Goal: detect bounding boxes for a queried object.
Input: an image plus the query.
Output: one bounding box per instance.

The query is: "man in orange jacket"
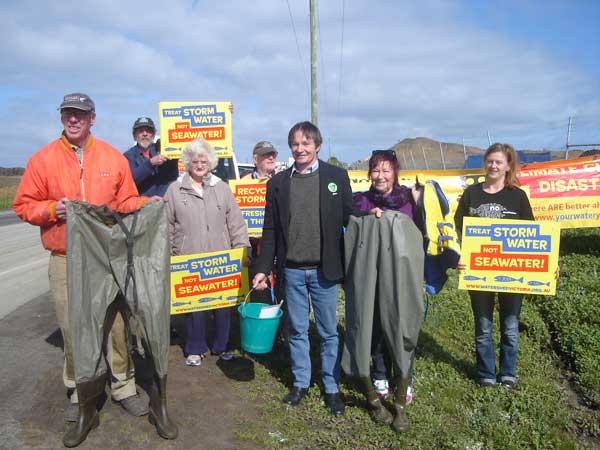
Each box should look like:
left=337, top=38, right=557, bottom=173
left=13, top=93, right=160, bottom=424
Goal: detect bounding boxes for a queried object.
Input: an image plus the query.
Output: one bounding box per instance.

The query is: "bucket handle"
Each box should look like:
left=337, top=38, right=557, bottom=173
left=239, top=286, right=280, bottom=318
left=239, top=288, right=254, bottom=318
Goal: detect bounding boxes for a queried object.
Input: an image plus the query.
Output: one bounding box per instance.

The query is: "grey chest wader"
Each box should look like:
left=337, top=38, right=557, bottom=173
left=64, top=201, right=177, bottom=447
left=342, top=211, right=424, bottom=432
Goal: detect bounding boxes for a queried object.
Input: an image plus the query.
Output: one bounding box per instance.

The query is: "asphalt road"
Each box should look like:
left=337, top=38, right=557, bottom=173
left=0, top=208, right=255, bottom=449
left=0, top=209, right=24, bottom=226
left=0, top=210, right=49, bottom=319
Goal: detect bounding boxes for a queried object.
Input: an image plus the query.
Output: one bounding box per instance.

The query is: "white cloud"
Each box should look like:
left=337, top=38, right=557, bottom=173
left=0, top=0, right=598, bottom=167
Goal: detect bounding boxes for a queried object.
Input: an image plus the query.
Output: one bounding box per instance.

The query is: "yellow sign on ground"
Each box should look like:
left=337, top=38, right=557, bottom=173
left=230, top=179, right=268, bottom=238
left=170, top=248, right=249, bottom=314
left=158, top=101, right=233, bottom=158
left=458, top=217, right=560, bottom=295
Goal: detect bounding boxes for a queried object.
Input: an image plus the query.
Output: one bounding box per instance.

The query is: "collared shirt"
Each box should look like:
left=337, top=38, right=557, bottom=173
left=251, top=168, right=275, bottom=180
left=290, top=159, right=319, bottom=177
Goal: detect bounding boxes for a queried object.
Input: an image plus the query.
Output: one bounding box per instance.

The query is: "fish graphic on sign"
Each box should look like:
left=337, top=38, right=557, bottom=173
left=527, top=280, right=551, bottom=287
left=172, top=301, right=192, bottom=307
left=198, top=295, right=223, bottom=303
left=494, top=276, right=524, bottom=283
left=463, top=275, right=486, bottom=281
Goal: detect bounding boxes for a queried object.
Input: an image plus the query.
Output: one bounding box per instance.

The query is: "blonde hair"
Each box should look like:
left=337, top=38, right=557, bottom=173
left=181, top=138, right=218, bottom=172
left=484, top=143, right=520, bottom=188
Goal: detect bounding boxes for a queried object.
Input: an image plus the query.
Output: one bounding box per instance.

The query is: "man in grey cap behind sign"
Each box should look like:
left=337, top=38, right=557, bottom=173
left=241, top=141, right=280, bottom=304
left=124, top=117, right=179, bottom=196
left=241, top=140, right=279, bottom=180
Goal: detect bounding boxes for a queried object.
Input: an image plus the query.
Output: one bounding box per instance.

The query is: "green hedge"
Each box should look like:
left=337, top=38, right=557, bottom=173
left=531, top=227, right=600, bottom=406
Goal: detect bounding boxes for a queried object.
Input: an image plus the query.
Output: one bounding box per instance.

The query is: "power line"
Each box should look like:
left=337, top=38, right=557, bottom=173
left=336, top=0, right=345, bottom=115
left=316, top=0, right=329, bottom=114
left=285, top=0, right=309, bottom=96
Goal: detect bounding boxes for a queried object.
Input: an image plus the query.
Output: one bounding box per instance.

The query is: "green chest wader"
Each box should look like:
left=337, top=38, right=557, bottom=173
left=342, top=211, right=424, bottom=432
left=64, top=201, right=177, bottom=447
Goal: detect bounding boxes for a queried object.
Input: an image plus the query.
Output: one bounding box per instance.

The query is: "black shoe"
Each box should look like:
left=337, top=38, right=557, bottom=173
left=500, top=377, right=518, bottom=390
left=282, top=387, right=308, bottom=406
left=478, top=378, right=497, bottom=388
left=324, top=393, right=345, bottom=416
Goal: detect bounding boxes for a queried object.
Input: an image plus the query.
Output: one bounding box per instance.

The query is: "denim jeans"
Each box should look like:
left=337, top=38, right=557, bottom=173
left=284, top=267, right=340, bottom=394
left=469, top=291, right=522, bottom=382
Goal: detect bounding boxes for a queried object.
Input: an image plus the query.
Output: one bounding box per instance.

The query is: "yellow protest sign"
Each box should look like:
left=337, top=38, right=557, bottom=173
left=158, top=101, right=233, bottom=158
left=170, top=248, right=249, bottom=314
left=458, top=217, right=560, bottom=295
left=230, top=179, right=268, bottom=238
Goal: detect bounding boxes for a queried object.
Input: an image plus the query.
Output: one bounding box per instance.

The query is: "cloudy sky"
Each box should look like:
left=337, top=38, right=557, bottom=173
left=1, top=0, right=598, bottom=167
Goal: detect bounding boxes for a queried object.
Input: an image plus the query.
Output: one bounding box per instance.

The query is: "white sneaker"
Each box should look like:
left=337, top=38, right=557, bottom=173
left=185, top=354, right=202, bottom=366
left=373, top=379, right=389, bottom=398
left=406, top=385, right=413, bottom=405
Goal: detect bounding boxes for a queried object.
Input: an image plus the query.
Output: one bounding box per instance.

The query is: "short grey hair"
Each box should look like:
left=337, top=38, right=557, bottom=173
left=181, top=138, right=219, bottom=172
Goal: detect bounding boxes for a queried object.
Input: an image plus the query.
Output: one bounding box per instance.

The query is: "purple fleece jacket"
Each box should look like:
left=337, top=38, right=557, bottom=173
left=353, top=185, right=415, bottom=219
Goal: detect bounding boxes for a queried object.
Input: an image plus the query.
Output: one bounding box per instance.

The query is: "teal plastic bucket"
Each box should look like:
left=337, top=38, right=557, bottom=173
left=238, top=302, right=283, bottom=354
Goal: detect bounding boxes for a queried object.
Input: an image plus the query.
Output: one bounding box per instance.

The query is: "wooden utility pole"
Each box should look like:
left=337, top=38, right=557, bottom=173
left=310, top=0, right=318, bottom=126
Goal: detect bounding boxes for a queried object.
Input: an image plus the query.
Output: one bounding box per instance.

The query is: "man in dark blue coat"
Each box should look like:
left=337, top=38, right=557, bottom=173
left=123, top=117, right=178, bottom=196
left=252, top=121, right=354, bottom=416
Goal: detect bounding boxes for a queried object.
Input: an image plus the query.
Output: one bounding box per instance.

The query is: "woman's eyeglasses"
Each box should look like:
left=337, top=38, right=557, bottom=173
left=371, top=149, right=397, bottom=160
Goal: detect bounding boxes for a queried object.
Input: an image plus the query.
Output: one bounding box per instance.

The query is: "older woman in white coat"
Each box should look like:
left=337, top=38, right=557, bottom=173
left=164, top=138, right=250, bottom=366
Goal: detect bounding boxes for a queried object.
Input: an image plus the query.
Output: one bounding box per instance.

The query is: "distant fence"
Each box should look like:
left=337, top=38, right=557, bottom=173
left=464, top=151, right=553, bottom=168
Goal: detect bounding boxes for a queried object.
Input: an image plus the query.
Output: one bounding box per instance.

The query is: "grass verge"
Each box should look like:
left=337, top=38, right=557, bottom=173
left=231, top=268, right=597, bottom=449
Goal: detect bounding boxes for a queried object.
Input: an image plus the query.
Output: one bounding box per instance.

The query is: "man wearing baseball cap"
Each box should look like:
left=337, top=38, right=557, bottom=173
left=124, top=117, right=178, bottom=196
left=14, top=92, right=167, bottom=445
left=241, top=140, right=279, bottom=180
left=241, top=140, right=281, bottom=305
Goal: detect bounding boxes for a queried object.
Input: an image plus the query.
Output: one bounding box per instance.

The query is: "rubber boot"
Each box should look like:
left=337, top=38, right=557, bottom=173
left=361, top=377, right=393, bottom=425
left=148, top=374, right=178, bottom=440
left=391, top=376, right=410, bottom=433
left=63, top=377, right=105, bottom=447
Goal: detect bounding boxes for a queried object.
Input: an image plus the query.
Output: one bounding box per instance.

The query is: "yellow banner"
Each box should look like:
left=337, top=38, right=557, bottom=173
left=348, top=154, right=600, bottom=229
left=158, top=101, right=233, bottom=158
left=229, top=179, right=268, bottom=238
left=458, top=218, right=560, bottom=295
left=170, top=248, right=249, bottom=315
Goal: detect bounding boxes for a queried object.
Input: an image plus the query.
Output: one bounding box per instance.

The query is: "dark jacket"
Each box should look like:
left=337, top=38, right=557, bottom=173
left=123, top=142, right=178, bottom=196
left=255, top=160, right=355, bottom=282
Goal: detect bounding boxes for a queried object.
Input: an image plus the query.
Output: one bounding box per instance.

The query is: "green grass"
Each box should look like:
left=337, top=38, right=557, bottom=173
left=0, top=175, right=20, bottom=209
left=529, top=227, right=600, bottom=441
left=232, top=260, right=599, bottom=449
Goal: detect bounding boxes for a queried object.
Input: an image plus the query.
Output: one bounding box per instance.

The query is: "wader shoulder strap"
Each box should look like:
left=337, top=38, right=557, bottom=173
left=112, top=211, right=140, bottom=313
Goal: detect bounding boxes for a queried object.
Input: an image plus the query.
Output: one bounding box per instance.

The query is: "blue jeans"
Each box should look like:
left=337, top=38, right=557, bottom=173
left=469, top=291, right=522, bottom=382
left=284, top=267, right=340, bottom=394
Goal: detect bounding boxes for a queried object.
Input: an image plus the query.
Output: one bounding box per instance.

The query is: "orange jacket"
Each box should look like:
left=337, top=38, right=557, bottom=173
left=14, top=135, right=146, bottom=253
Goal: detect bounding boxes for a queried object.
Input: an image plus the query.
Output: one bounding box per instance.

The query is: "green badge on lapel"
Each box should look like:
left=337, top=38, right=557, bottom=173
left=328, top=182, right=338, bottom=193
